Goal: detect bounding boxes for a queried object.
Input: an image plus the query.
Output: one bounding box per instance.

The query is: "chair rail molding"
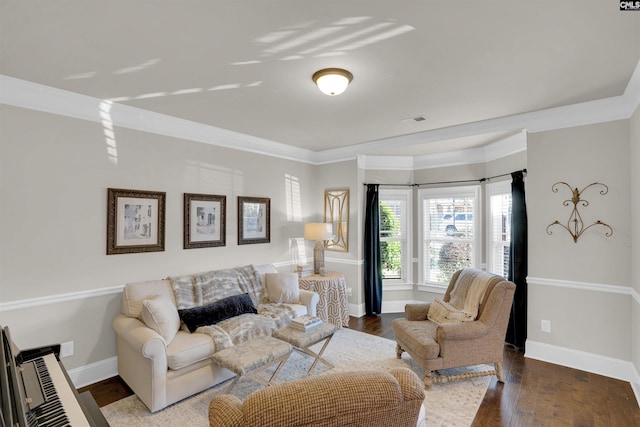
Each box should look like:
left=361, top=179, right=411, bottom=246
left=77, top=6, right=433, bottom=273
left=0, top=285, right=124, bottom=312
left=527, top=276, right=634, bottom=296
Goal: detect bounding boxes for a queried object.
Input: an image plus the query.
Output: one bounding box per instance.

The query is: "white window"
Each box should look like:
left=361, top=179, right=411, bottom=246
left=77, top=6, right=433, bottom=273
left=379, top=189, right=412, bottom=286
left=487, top=181, right=512, bottom=278
left=419, top=186, right=480, bottom=288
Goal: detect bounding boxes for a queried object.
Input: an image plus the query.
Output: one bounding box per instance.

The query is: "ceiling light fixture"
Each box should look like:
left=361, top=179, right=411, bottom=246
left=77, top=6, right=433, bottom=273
left=312, top=68, right=353, bottom=96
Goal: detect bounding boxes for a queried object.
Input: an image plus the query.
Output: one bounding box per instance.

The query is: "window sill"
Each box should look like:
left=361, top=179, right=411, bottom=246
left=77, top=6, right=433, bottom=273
left=417, top=283, right=447, bottom=294
left=382, top=283, right=414, bottom=291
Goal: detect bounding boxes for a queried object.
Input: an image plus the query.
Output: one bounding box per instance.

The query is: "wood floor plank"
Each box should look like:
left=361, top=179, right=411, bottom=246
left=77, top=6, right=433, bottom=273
left=79, top=313, right=640, bottom=426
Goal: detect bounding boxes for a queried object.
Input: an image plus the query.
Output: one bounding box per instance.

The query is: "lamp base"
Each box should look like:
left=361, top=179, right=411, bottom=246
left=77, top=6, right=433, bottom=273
left=313, top=240, right=325, bottom=275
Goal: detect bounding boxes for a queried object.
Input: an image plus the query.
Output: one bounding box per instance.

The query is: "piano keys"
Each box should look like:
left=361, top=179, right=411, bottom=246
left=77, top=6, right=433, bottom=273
left=0, top=325, right=109, bottom=427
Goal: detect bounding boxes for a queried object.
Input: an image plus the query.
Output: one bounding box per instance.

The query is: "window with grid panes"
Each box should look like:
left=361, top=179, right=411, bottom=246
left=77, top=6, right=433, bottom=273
left=419, top=186, right=480, bottom=286
left=487, top=181, right=512, bottom=278
left=379, top=189, right=411, bottom=285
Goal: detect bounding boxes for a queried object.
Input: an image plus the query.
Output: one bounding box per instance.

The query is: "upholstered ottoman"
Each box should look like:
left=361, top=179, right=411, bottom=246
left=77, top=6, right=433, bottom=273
left=211, top=335, right=292, bottom=390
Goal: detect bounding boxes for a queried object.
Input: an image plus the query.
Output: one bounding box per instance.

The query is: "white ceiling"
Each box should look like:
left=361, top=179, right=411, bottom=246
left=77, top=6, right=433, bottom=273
left=1, top=1, right=639, bottom=159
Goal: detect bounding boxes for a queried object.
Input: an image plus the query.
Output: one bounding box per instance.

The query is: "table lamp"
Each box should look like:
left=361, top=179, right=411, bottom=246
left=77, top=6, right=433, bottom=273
left=304, top=223, right=333, bottom=274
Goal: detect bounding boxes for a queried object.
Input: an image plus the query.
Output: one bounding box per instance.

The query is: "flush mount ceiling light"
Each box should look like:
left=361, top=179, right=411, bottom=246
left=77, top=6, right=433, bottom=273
left=312, top=68, right=353, bottom=96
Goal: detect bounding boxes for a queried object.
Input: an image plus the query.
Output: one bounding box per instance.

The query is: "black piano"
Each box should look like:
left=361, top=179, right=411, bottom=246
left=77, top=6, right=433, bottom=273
left=0, top=325, right=109, bottom=427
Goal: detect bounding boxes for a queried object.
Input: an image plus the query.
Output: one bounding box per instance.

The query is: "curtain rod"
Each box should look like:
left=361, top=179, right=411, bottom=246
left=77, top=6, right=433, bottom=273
left=363, top=168, right=527, bottom=187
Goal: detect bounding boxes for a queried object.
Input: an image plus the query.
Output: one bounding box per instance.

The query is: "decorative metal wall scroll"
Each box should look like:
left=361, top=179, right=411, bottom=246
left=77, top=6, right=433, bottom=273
left=546, top=182, right=613, bottom=243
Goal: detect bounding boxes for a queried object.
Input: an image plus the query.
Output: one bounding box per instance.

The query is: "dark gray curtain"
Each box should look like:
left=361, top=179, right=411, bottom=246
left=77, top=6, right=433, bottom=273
left=506, top=171, right=528, bottom=349
left=364, top=184, right=383, bottom=315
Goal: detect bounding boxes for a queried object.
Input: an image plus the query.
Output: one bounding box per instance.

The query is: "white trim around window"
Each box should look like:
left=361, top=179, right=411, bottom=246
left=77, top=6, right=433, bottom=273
left=379, top=188, right=413, bottom=288
left=418, top=185, right=481, bottom=291
left=486, top=179, right=512, bottom=278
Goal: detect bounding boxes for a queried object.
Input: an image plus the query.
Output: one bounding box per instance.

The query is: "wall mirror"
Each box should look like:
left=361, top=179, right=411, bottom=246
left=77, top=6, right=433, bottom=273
left=324, top=189, right=349, bottom=252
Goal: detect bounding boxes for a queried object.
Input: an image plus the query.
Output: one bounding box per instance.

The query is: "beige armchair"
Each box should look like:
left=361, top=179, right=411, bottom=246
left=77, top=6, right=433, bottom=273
left=392, top=268, right=516, bottom=388
left=208, top=368, right=425, bottom=427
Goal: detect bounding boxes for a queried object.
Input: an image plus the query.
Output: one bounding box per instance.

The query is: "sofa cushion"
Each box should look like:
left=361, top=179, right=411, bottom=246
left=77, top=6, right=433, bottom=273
left=178, top=293, right=257, bottom=333
left=140, top=295, right=180, bottom=344
left=391, top=318, right=440, bottom=360
left=122, top=279, right=175, bottom=319
left=265, top=273, right=300, bottom=304
left=166, top=330, right=215, bottom=370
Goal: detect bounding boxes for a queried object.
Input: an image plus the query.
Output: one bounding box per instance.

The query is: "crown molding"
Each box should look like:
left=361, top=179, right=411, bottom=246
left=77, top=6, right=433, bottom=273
left=1, top=59, right=638, bottom=167
left=357, top=154, right=416, bottom=171
left=318, top=60, right=640, bottom=164
left=0, top=75, right=317, bottom=165
left=359, top=130, right=527, bottom=171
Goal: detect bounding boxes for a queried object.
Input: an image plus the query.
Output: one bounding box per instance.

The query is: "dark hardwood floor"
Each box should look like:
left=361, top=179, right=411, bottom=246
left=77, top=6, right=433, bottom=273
left=81, top=313, right=640, bottom=426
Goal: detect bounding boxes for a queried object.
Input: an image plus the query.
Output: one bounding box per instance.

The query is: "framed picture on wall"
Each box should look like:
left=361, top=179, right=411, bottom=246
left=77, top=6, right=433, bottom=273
left=238, top=196, right=270, bottom=245
left=184, top=193, right=226, bottom=249
left=107, top=188, right=166, bottom=255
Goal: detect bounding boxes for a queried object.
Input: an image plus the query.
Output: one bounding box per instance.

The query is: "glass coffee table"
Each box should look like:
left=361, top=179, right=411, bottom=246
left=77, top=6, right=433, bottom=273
left=272, top=322, right=337, bottom=376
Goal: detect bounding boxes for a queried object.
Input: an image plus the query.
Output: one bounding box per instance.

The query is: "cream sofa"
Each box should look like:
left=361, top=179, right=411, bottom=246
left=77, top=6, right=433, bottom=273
left=112, top=264, right=319, bottom=412
left=208, top=367, right=426, bottom=427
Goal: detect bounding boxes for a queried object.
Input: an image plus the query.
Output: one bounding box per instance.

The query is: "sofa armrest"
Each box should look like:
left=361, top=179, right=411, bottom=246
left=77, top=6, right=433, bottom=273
left=389, top=367, right=425, bottom=402
left=405, top=303, right=431, bottom=321
left=298, top=289, right=319, bottom=317
left=209, top=394, right=244, bottom=427
left=436, top=320, right=489, bottom=341
left=112, top=314, right=167, bottom=357
left=112, top=314, right=169, bottom=412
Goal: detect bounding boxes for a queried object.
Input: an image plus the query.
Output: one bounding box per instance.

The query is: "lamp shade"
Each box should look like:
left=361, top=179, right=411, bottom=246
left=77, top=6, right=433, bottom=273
left=312, top=68, right=353, bottom=96
left=304, top=223, right=332, bottom=241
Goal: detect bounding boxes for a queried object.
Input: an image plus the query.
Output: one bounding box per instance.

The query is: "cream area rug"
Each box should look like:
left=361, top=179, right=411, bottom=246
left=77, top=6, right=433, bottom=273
left=102, top=328, right=491, bottom=427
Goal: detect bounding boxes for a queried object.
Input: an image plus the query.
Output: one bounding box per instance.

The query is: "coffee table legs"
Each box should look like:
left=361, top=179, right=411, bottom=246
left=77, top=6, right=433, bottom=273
left=295, top=334, right=334, bottom=376
left=225, top=351, right=291, bottom=391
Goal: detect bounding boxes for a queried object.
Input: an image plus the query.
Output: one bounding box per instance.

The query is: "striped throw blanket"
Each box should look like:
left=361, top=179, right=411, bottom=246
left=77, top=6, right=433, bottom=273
left=428, top=269, right=502, bottom=325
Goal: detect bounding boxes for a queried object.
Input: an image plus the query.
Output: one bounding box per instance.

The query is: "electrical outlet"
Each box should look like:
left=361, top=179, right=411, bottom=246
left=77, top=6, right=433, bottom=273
left=541, top=320, right=551, bottom=333
left=346, top=287, right=353, bottom=297
left=60, top=341, right=74, bottom=358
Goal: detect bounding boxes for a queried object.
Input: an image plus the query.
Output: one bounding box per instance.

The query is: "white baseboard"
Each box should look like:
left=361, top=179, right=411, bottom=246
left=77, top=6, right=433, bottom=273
left=348, top=300, right=416, bottom=318
left=66, top=356, right=118, bottom=389
left=382, top=300, right=412, bottom=314
left=633, top=381, right=640, bottom=408
left=526, top=339, right=640, bottom=407
left=348, top=302, right=365, bottom=318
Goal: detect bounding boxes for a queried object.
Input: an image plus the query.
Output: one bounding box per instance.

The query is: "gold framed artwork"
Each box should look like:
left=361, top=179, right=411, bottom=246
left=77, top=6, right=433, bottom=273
left=184, top=193, right=226, bottom=249
left=324, top=189, right=349, bottom=252
left=107, top=188, right=166, bottom=255
left=238, top=196, right=270, bottom=245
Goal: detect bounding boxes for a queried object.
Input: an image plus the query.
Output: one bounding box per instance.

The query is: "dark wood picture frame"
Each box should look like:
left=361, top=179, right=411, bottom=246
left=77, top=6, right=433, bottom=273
left=107, top=188, right=166, bottom=255
left=237, top=196, right=270, bottom=245
left=184, top=193, right=226, bottom=249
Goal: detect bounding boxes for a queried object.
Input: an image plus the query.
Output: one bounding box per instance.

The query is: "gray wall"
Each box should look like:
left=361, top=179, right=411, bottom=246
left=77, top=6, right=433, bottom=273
left=314, top=160, right=361, bottom=313
left=358, top=124, right=638, bottom=392
left=527, top=120, right=631, bottom=359
left=0, top=102, right=637, bottom=394
left=630, top=106, right=640, bottom=380
left=360, top=152, right=527, bottom=309
left=0, top=104, right=319, bottom=379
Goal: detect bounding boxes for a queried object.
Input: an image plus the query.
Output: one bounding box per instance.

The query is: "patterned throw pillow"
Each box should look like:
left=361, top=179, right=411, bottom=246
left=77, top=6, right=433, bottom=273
left=427, top=298, right=473, bottom=325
